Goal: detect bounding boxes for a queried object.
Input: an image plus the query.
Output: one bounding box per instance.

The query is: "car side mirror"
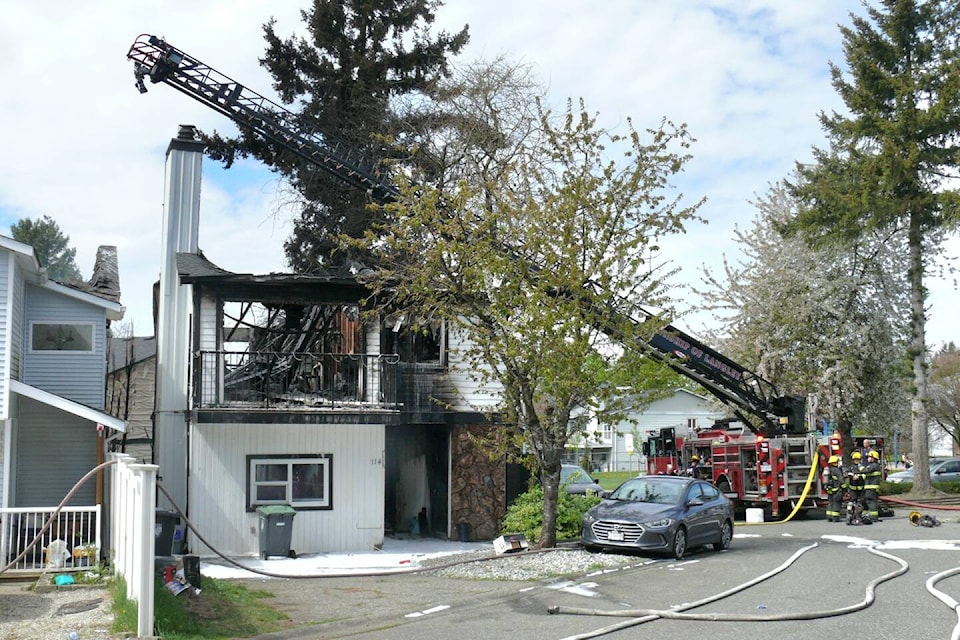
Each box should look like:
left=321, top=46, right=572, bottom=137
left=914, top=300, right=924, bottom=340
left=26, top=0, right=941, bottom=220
left=686, top=498, right=704, bottom=507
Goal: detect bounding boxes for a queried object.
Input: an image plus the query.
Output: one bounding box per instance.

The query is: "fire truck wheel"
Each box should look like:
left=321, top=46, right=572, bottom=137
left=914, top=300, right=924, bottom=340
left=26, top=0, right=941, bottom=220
left=713, top=520, right=733, bottom=551
left=671, top=526, right=687, bottom=560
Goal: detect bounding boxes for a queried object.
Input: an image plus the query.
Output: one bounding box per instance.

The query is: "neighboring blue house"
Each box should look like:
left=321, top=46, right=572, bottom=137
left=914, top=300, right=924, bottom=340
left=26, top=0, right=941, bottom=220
left=0, top=236, right=125, bottom=570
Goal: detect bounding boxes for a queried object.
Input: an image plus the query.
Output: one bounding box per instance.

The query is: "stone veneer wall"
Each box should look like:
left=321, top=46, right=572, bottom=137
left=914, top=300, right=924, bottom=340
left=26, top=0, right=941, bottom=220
left=449, top=424, right=505, bottom=541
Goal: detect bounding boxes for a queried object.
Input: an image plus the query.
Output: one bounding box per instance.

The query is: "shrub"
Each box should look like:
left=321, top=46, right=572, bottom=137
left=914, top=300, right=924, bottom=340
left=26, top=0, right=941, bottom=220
left=502, top=484, right=601, bottom=543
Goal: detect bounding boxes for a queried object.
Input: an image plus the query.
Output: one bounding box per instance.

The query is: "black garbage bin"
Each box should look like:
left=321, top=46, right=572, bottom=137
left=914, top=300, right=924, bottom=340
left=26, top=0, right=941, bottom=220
left=155, top=509, right=180, bottom=557
left=256, top=505, right=296, bottom=559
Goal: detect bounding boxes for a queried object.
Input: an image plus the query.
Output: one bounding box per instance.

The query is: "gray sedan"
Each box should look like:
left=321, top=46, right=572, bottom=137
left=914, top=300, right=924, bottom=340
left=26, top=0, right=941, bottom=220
left=886, top=457, right=960, bottom=484
left=560, top=464, right=605, bottom=495
left=580, top=475, right=734, bottom=559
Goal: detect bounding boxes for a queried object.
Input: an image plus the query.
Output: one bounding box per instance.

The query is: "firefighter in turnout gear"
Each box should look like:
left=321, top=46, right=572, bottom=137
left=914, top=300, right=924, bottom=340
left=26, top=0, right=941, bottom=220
left=822, top=455, right=846, bottom=522
left=687, top=455, right=704, bottom=479
left=846, top=451, right=867, bottom=525
left=862, top=449, right=883, bottom=520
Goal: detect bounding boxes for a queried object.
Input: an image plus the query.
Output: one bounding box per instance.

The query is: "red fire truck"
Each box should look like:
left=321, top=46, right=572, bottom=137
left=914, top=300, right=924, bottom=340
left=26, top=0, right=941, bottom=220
left=644, top=423, right=884, bottom=518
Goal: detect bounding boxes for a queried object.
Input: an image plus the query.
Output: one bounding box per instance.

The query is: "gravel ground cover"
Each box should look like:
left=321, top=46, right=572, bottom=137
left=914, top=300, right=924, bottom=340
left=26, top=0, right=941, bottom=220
left=0, top=582, right=114, bottom=640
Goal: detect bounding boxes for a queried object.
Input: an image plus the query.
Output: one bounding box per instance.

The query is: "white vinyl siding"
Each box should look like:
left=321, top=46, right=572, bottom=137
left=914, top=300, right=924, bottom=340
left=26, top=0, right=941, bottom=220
left=0, top=253, right=9, bottom=420
left=189, top=422, right=384, bottom=556
left=433, top=324, right=503, bottom=411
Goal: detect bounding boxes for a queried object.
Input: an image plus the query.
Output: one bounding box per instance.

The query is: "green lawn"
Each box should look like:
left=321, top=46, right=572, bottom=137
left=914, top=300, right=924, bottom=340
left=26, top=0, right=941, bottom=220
left=594, top=471, right=635, bottom=491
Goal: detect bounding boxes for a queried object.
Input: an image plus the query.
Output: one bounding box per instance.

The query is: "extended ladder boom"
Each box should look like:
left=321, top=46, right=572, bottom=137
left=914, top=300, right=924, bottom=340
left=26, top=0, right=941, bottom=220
left=129, top=34, right=805, bottom=438
left=127, top=34, right=399, bottom=202
left=643, top=321, right=805, bottom=436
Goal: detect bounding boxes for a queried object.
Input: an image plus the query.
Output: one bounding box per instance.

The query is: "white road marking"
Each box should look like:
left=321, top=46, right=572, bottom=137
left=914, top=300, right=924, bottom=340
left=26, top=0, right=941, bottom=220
left=405, top=604, right=451, bottom=618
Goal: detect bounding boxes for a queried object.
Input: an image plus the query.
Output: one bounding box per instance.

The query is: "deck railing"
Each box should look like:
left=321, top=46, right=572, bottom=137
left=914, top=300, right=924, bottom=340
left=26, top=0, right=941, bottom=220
left=196, top=350, right=399, bottom=409
left=0, top=505, right=101, bottom=573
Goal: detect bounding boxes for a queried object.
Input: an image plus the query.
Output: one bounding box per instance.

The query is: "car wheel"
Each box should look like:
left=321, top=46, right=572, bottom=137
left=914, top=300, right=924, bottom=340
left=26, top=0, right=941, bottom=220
left=671, top=526, right=687, bottom=560
left=713, top=520, right=732, bottom=551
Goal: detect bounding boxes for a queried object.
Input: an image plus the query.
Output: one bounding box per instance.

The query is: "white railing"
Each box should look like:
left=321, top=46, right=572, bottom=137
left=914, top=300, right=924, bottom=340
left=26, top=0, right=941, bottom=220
left=109, top=453, right=157, bottom=639
left=0, top=505, right=101, bottom=573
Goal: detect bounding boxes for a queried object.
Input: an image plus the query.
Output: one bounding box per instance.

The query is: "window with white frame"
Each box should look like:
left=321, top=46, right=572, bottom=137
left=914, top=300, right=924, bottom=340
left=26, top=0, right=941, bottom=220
left=246, top=454, right=332, bottom=510
left=30, top=323, right=95, bottom=352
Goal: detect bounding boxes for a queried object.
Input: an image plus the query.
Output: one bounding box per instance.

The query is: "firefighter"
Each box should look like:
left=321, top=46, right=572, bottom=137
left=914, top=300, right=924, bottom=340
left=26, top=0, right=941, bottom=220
left=862, top=449, right=883, bottom=521
left=846, top=451, right=866, bottom=524
left=687, top=455, right=703, bottom=479
left=822, top=455, right=846, bottom=522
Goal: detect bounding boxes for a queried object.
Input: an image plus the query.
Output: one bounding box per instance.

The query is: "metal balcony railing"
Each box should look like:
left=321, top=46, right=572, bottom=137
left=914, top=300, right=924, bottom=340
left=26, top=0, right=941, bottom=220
left=196, top=351, right=400, bottom=409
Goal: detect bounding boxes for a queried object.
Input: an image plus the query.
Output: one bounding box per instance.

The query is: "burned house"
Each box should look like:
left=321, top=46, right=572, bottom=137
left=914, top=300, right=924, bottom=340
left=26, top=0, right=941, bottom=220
left=173, top=252, right=507, bottom=555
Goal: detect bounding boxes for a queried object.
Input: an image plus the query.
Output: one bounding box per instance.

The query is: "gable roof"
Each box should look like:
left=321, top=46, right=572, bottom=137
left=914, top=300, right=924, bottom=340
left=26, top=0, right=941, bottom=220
left=0, top=235, right=124, bottom=319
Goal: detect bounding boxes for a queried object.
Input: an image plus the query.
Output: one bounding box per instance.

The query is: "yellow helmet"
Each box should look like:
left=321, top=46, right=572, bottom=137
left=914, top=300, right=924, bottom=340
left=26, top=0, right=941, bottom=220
left=852, top=451, right=862, bottom=460
left=868, top=450, right=880, bottom=460
left=828, top=455, right=839, bottom=464
left=691, top=455, right=700, bottom=462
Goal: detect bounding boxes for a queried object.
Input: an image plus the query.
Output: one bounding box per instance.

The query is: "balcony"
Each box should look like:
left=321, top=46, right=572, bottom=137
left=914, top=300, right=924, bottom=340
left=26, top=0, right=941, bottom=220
left=195, top=350, right=400, bottom=410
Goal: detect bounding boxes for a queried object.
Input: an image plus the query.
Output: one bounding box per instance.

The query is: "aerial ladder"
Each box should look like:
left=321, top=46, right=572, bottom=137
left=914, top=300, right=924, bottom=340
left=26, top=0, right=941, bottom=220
left=128, top=33, right=810, bottom=438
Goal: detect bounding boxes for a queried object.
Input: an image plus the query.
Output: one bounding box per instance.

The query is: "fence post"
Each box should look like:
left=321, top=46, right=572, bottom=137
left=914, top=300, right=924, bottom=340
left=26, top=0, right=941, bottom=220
left=130, top=463, right=158, bottom=639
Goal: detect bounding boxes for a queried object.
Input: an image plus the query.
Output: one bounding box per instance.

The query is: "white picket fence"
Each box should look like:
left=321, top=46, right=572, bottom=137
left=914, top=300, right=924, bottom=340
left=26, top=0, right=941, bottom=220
left=0, top=504, right=101, bottom=573
left=109, top=453, right=159, bottom=639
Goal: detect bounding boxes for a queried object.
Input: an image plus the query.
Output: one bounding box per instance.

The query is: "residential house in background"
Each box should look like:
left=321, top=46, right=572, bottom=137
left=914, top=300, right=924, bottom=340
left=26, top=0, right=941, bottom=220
left=565, top=389, right=725, bottom=474
left=0, top=238, right=125, bottom=570
left=106, top=336, right=156, bottom=463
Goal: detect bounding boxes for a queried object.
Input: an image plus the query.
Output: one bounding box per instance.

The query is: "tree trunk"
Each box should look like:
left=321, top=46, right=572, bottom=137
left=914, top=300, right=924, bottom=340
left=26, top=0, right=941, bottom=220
left=539, top=454, right=561, bottom=548
left=908, top=207, right=931, bottom=491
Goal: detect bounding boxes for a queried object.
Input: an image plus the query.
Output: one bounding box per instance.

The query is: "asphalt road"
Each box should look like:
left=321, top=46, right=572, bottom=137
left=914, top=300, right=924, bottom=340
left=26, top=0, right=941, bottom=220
left=250, top=507, right=960, bottom=640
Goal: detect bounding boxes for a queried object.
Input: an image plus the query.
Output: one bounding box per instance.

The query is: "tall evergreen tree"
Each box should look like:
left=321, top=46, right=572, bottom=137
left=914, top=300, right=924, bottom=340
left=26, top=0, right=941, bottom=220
left=202, top=0, right=469, bottom=271
left=10, top=215, right=83, bottom=283
left=788, top=0, right=960, bottom=491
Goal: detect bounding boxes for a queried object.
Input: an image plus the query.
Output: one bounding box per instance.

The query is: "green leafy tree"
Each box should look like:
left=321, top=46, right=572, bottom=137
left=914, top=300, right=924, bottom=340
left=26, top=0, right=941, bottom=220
left=202, top=0, right=469, bottom=271
left=10, top=215, right=83, bottom=283
left=788, top=1, right=960, bottom=491
left=700, top=180, right=911, bottom=459
left=357, top=93, right=703, bottom=547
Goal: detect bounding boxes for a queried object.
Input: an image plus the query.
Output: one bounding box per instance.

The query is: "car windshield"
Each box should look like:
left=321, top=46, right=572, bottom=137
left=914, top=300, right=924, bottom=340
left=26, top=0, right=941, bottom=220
left=561, top=466, right=591, bottom=484
left=609, top=478, right=683, bottom=505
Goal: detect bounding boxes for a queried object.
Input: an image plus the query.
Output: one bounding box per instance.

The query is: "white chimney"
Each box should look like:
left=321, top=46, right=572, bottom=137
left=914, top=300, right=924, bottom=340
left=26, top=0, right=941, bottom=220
left=155, top=124, right=203, bottom=513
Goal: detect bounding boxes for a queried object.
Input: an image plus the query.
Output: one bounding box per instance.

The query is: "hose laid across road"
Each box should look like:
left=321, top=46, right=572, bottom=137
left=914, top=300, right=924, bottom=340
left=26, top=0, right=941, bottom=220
left=882, top=495, right=960, bottom=511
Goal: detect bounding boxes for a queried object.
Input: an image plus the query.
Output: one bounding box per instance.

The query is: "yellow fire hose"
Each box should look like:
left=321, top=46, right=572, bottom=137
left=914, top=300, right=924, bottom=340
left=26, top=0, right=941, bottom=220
left=741, top=449, right=820, bottom=525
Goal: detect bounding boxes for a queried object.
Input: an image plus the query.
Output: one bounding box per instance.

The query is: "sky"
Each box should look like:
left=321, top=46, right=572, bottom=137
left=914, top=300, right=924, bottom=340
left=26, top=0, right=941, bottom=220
left=0, top=1, right=956, bottom=347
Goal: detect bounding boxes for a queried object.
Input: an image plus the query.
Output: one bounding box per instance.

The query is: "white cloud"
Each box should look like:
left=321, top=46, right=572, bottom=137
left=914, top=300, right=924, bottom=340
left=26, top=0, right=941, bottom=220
left=0, top=0, right=955, bottom=347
